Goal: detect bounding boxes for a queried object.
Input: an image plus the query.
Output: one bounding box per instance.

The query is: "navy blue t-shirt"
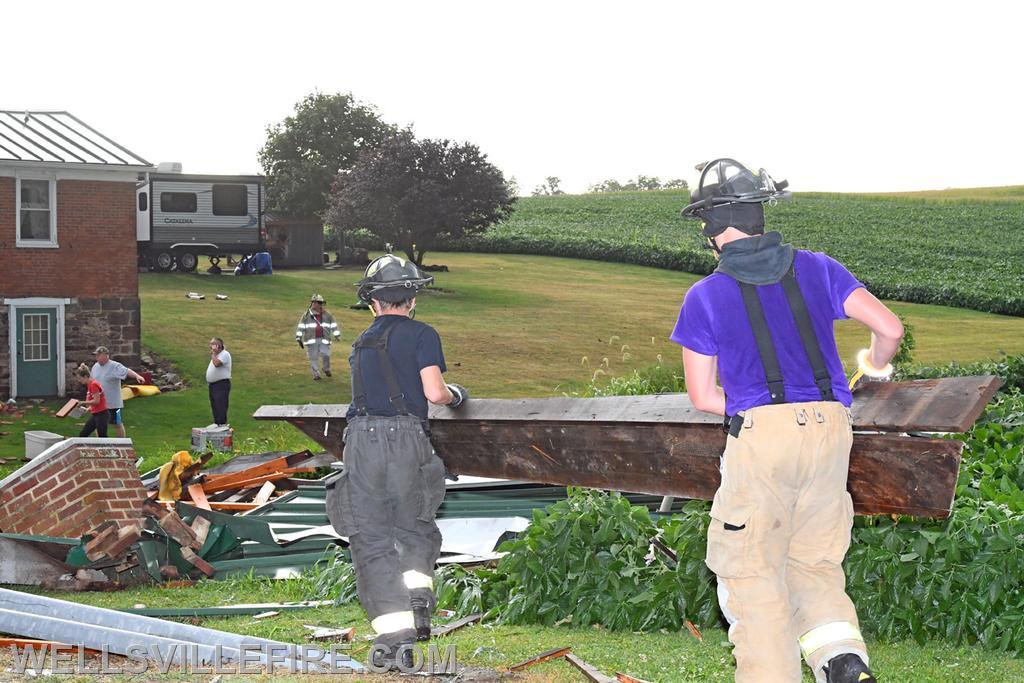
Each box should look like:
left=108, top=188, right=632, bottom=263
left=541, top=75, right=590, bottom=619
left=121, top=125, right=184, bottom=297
left=346, top=315, right=447, bottom=420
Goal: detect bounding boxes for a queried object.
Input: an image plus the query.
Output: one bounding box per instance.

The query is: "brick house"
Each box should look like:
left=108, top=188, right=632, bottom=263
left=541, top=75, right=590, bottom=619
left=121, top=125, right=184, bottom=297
left=0, top=111, right=152, bottom=399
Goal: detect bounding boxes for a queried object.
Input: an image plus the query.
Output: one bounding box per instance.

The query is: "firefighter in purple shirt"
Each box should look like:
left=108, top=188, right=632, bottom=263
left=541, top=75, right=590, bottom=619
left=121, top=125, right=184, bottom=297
left=671, top=160, right=903, bottom=683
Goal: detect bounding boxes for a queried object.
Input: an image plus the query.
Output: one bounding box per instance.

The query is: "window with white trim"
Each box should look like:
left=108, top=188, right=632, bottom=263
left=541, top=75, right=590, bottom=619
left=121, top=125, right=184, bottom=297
left=15, top=176, right=57, bottom=247
left=22, top=313, right=51, bottom=362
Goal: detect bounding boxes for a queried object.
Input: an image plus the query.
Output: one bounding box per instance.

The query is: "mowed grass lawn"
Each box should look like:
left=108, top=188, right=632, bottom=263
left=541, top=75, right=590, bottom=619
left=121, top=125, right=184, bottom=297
left=8, top=577, right=1024, bottom=682
left=2, top=251, right=1024, bottom=474
left=3, top=252, right=1024, bottom=680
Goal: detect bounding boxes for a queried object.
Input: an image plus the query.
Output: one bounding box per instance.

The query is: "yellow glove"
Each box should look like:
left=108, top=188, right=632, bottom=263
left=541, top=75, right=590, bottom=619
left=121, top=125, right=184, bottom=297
left=849, top=349, right=894, bottom=391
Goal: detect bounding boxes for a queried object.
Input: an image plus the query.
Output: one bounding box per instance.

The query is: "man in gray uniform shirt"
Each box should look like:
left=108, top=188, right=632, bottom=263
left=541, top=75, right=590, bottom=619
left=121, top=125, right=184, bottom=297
left=91, top=346, right=146, bottom=438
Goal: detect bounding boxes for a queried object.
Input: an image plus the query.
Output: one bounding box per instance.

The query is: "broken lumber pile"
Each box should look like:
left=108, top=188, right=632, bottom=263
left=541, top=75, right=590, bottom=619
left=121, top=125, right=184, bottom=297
left=255, top=375, right=1002, bottom=519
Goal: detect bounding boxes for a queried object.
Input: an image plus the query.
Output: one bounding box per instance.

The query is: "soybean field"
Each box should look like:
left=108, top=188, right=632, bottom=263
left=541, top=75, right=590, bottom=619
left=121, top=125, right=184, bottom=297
left=442, top=188, right=1024, bottom=316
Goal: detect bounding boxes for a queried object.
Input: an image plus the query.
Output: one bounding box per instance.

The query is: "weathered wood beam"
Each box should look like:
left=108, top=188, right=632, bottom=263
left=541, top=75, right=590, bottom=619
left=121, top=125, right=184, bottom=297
left=254, top=376, right=997, bottom=519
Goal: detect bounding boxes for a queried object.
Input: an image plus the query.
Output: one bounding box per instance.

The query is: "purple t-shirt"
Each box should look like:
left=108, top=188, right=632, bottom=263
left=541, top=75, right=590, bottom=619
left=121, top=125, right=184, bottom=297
left=670, top=250, right=863, bottom=415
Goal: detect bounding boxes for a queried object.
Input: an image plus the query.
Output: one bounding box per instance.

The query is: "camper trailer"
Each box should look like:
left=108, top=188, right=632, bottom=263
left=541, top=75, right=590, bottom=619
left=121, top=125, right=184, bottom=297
left=137, top=165, right=265, bottom=271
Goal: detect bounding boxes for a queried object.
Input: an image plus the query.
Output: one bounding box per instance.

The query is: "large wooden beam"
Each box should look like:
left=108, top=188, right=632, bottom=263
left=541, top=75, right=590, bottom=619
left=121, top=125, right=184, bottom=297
left=254, top=376, right=998, bottom=519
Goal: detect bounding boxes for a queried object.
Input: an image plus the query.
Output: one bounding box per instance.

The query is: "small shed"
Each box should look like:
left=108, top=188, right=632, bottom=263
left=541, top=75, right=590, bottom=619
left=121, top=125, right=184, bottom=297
left=264, top=217, right=324, bottom=268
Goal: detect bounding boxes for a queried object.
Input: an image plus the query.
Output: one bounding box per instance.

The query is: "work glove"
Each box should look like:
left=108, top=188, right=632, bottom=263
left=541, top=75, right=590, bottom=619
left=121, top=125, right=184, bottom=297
left=296, top=339, right=304, bottom=349
left=446, top=383, right=469, bottom=408
left=849, top=348, right=894, bottom=392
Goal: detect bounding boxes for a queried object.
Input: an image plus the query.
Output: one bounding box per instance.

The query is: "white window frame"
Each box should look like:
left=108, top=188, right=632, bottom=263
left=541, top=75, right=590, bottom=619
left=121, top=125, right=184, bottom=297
left=15, top=172, right=58, bottom=248
left=4, top=297, right=70, bottom=398
left=21, top=311, right=52, bottom=362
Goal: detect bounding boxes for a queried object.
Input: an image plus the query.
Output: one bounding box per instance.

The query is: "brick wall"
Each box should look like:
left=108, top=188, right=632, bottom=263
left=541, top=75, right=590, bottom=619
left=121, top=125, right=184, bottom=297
left=0, top=177, right=138, bottom=298
left=0, top=176, right=141, bottom=398
left=0, top=439, right=146, bottom=538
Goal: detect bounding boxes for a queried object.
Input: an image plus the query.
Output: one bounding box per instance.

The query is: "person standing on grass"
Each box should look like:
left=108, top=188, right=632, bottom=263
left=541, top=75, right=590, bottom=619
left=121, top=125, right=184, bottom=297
left=296, top=293, right=341, bottom=380
left=75, top=365, right=108, bottom=438
left=206, top=337, right=232, bottom=426
left=326, top=254, right=468, bottom=673
left=90, top=345, right=146, bottom=438
left=672, top=159, right=903, bottom=683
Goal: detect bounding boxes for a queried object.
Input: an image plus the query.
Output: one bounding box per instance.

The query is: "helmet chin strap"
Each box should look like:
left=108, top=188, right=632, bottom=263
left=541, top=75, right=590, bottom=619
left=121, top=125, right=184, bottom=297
left=706, top=236, right=722, bottom=254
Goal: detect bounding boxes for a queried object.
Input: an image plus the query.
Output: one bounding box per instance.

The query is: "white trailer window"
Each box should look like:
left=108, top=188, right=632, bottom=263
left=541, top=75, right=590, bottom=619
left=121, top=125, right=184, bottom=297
left=212, top=184, right=248, bottom=216
left=161, top=192, right=197, bottom=213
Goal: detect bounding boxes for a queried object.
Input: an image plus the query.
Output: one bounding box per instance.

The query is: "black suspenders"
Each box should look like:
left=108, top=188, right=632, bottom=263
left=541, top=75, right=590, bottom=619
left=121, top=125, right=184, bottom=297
left=351, top=317, right=412, bottom=416
left=727, top=265, right=834, bottom=436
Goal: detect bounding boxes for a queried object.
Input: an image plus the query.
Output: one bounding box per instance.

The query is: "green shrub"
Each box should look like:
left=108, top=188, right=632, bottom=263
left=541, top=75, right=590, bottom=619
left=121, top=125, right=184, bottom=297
left=476, top=355, right=1024, bottom=654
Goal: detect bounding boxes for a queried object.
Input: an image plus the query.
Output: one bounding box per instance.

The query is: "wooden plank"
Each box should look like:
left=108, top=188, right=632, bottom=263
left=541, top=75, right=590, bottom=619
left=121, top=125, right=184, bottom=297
left=190, top=516, right=212, bottom=545
left=431, top=613, right=482, bottom=638
left=617, top=674, right=655, bottom=683
left=564, top=653, right=616, bottom=683
left=207, top=501, right=261, bottom=511
left=201, top=470, right=295, bottom=495
left=187, top=483, right=212, bottom=510
left=253, top=376, right=992, bottom=519
left=54, top=398, right=80, bottom=418
left=251, top=481, right=277, bottom=506
left=253, top=375, right=1000, bottom=432
left=509, top=646, right=572, bottom=672
left=851, top=375, right=1002, bottom=432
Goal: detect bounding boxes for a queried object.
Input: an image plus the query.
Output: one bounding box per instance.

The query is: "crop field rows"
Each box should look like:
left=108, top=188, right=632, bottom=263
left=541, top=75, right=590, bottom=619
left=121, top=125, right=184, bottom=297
left=442, top=190, right=1024, bottom=316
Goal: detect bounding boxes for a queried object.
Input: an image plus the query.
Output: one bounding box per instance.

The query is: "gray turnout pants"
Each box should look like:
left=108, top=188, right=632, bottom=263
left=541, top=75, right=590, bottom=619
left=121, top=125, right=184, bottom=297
left=326, top=415, right=445, bottom=640
left=306, top=340, right=331, bottom=376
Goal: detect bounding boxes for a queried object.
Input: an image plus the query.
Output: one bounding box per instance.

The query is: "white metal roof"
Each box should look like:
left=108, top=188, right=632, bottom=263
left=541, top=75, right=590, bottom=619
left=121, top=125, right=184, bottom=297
left=0, top=110, right=150, bottom=168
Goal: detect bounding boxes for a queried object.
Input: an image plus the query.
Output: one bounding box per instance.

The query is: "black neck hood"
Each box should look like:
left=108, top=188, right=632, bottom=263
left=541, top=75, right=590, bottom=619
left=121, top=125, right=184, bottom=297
left=715, top=231, right=795, bottom=285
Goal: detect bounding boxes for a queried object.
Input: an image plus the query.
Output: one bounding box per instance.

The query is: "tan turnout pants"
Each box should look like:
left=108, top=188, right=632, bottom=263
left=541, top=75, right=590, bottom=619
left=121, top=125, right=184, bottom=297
left=707, top=401, right=868, bottom=683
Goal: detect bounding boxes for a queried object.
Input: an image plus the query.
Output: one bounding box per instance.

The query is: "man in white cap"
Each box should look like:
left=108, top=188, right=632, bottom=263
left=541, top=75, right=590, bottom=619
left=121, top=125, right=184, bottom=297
left=90, top=345, right=146, bottom=438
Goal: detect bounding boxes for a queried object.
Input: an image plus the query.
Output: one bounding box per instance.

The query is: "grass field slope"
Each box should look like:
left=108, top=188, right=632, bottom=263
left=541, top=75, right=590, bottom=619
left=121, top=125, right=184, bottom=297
left=442, top=188, right=1024, bottom=315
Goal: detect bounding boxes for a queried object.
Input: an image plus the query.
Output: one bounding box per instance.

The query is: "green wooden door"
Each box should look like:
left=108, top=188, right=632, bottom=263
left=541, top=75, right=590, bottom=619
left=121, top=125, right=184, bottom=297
left=15, top=307, right=59, bottom=397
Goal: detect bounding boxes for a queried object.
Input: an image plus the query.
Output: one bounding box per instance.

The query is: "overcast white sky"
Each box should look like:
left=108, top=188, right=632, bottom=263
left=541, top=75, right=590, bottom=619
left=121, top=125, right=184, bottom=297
left=5, top=1, right=1022, bottom=194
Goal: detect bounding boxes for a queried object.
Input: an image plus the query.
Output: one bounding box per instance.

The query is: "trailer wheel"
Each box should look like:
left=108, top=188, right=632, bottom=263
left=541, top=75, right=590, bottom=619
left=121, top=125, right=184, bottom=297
left=178, top=252, right=199, bottom=273
left=154, top=251, right=176, bottom=272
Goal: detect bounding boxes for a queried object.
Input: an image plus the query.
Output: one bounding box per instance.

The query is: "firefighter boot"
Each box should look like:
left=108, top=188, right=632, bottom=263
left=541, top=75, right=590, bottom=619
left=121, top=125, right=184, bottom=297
left=825, top=653, right=876, bottom=683
left=370, top=629, right=417, bottom=672
left=410, top=588, right=434, bottom=641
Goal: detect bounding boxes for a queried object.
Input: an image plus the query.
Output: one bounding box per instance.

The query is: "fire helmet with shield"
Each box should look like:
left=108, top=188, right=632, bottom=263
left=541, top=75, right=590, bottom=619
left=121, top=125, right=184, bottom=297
left=680, top=158, right=791, bottom=238
left=310, top=293, right=326, bottom=304
left=356, top=255, right=435, bottom=304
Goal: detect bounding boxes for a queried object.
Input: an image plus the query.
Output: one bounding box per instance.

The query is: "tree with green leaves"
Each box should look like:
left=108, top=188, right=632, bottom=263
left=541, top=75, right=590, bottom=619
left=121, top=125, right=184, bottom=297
left=532, top=176, right=564, bottom=196
left=258, top=92, right=396, bottom=219
left=325, top=132, right=516, bottom=267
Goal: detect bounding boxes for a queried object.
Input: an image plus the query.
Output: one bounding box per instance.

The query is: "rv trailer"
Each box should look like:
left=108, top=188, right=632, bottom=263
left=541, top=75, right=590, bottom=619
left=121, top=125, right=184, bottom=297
left=137, top=170, right=265, bottom=271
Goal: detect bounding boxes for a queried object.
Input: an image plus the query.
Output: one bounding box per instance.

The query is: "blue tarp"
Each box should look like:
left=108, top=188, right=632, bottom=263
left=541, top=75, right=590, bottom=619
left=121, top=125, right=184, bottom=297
left=234, top=252, right=273, bottom=275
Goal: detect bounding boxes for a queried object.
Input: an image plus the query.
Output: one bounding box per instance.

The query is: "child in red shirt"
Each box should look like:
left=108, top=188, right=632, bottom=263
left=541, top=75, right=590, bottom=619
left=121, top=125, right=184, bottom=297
left=76, top=365, right=109, bottom=437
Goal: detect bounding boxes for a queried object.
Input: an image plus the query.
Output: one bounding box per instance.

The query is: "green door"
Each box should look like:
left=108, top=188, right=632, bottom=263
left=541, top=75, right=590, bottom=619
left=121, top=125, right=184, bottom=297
left=15, top=307, right=59, bottom=397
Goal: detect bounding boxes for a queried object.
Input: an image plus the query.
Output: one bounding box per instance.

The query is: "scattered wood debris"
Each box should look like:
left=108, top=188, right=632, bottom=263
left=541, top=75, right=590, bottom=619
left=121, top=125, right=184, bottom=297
left=252, top=611, right=280, bottom=620
left=564, top=653, right=615, bottom=683
left=616, top=673, right=655, bottom=683
left=684, top=620, right=704, bottom=642
left=304, top=625, right=355, bottom=642
left=509, top=646, right=572, bottom=672
left=431, top=613, right=482, bottom=638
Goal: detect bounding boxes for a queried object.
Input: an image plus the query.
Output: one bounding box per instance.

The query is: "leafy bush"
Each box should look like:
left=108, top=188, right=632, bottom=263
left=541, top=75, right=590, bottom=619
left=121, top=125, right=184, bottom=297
left=477, top=355, right=1024, bottom=654
left=484, top=490, right=718, bottom=631
left=582, top=363, right=686, bottom=397
left=438, top=191, right=1024, bottom=316
left=899, top=353, right=1024, bottom=393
